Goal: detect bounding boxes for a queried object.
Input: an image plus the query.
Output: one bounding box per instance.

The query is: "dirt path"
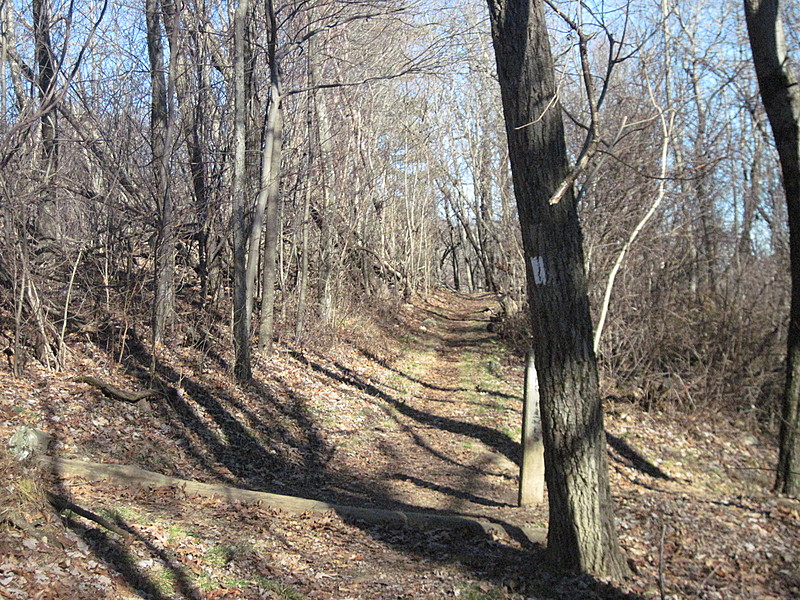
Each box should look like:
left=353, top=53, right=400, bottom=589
left=316, top=290, right=546, bottom=532
left=5, top=289, right=797, bottom=599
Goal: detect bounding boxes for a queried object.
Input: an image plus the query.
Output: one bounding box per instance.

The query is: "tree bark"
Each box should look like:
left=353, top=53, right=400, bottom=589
left=485, top=0, right=629, bottom=577
left=744, top=0, right=800, bottom=496
left=32, top=0, right=59, bottom=240
left=308, top=33, right=335, bottom=325
left=257, top=1, right=283, bottom=353
left=232, top=0, right=253, bottom=381
left=146, top=0, right=176, bottom=346
left=32, top=0, right=57, bottom=162
left=164, top=0, right=211, bottom=303
left=296, top=77, right=315, bottom=341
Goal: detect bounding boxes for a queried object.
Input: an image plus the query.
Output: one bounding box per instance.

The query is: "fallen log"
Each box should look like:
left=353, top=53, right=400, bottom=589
left=74, top=375, right=160, bottom=403
left=42, top=456, right=546, bottom=545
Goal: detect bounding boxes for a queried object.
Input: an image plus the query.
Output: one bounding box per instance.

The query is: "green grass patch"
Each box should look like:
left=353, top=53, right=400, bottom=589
left=98, top=505, right=146, bottom=524
left=250, top=577, right=303, bottom=599
left=454, top=582, right=505, bottom=600
left=152, top=567, right=177, bottom=596
left=206, top=541, right=254, bottom=568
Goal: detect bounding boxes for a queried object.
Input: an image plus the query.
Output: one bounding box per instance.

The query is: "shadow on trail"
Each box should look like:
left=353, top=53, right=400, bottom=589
left=391, top=473, right=513, bottom=508
left=48, top=467, right=202, bottom=600
left=64, top=520, right=180, bottom=600
left=475, top=384, right=522, bottom=401
left=358, top=346, right=471, bottom=393
left=50, top=301, right=647, bottom=600
left=358, top=346, right=522, bottom=407
left=288, top=350, right=521, bottom=467
left=445, top=334, right=496, bottom=349
left=416, top=304, right=478, bottom=323
left=331, top=515, right=645, bottom=600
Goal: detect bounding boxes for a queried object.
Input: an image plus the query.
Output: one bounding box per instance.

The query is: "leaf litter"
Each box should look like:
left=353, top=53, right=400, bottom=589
left=0, top=290, right=797, bottom=599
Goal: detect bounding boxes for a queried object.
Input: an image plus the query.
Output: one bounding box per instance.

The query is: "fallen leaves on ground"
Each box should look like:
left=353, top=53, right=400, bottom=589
left=0, top=291, right=797, bottom=599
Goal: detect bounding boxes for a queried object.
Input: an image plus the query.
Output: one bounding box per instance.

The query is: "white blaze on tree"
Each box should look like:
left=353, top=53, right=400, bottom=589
left=485, top=0, right=629, bottom=578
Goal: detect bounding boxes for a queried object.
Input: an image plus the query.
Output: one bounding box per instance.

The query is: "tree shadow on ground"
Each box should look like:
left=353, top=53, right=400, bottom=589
left=63, top=513, right=202, bottom=600
left=331, top=516, right=646, bottom=600
left=390, top=473, right=514, bottom=508
left=48, top=308, right=650, bottom=599
left=358, top=346, right=471, bottom=393
left=287, top=349, right=521, bottom=467
left=50, top=477, right=646, bottom=600
left=606, top=433, right=675, bottom=481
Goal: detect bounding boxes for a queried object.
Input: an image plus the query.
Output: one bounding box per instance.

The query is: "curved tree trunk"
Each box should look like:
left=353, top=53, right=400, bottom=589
left=744, top=0, right=800, bottom=496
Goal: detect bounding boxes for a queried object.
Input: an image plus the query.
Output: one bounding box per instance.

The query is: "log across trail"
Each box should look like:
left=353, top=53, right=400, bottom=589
left=44, top=455, right=546, bottom=544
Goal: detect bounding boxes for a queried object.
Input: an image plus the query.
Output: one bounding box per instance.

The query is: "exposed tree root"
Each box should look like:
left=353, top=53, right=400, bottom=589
left=74, top=375, right=161, bottom=403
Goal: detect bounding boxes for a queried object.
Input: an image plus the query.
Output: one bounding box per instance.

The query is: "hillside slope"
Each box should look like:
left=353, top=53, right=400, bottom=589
left=0, top=290, right=797, bottom=599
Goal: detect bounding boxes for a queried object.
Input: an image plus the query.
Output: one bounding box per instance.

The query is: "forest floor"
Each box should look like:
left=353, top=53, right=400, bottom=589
left=0, top=289, right=798, bottom=599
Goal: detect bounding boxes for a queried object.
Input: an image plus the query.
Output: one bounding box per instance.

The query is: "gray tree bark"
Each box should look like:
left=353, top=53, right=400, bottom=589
left=32, top=0, right=56, bottom=162
left=485, top=0, right=629, bottom=577
left=32, top=0, right=59, bottom=240
left=163, top=0, right=211, bottom=303
left=257, top=0, right=283, bottom=354
left=744, top=0, right=800, bottom=496
left=307, top=33, right=335, bottom=326
left=146, top=0, right=176, bottom=347
left=232, top=0, right=253, bottom=381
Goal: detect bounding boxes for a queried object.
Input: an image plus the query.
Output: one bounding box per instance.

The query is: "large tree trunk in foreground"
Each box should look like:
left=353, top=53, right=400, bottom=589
left=485, top=0, right=629, bottom=577
left=744, top=0, right=800, bottom=496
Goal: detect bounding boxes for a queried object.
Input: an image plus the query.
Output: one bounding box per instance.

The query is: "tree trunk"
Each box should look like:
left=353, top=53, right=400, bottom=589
left=232, top=0, right=252, bottom=381
left=485, top=0, right=629, bottom=577
left=519, top=350, right=544, bottom=506
left=146, top=0, right=176, bottom=347
left=296, top=61, right=315, bottom=341
left=744, top=0, right=800, bottom=496
left=32, top=0, right=56, bottom=162
left=308, top=33, right=335, bottom=325
left=164, top=0, right=211, bottom=303
left=32, top=0, right=59, bottom=240
left=257, top=9, right=283, bottom=353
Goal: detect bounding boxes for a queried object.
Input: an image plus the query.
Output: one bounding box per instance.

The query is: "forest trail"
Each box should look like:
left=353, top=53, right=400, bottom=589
left=2, top=289, right=798, bottom=599
left=309, top=290, right=544, bottom=529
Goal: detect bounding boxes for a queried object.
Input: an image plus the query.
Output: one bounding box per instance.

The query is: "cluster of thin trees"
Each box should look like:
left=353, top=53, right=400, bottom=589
left=0, top=0, right=452, bottom=378
left=2, top=0, right=789, bottom=402
left=0, top=0, right=798, bottom=576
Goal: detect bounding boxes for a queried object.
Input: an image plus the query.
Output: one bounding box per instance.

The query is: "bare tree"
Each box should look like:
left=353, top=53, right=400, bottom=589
left=232, top=0, right=253, bottom=381
left=145, top=0, right=177, bottom=349
left=256, top=0, right=283, bottom=353
left=744, top=0, right=800, bottom=496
